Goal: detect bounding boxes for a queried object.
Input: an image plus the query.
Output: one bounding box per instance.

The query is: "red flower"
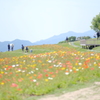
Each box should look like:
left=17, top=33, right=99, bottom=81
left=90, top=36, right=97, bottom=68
left=46, top=74, right=49, bottom=77
left=90, top=68, right=94, bottom=70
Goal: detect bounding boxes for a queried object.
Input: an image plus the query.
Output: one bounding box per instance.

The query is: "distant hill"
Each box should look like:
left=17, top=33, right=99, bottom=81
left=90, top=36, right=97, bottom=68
left=0, top=30, right=95, bottom=52
left=33, top=30, right=95, bottom=45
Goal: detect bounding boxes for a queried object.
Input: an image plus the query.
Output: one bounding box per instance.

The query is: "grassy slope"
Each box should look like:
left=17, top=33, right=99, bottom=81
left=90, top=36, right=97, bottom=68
left=0, top=40, right=100, bottom=100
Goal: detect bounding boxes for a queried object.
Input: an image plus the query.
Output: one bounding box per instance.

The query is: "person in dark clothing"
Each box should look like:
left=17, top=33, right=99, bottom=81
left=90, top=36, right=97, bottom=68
left=97, top=31, right=100, bottom=40
left=25, top=46, right=29, bottom=52
left=66, top=37, right=68, bottom=42
left=22, top=45, right=24, bottom=51
left=8, top=44, right=10, bottom=51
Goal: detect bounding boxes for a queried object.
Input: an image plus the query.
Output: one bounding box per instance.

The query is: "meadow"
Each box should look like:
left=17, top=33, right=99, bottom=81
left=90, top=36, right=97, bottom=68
left=0, top=43, right=100, bottom=100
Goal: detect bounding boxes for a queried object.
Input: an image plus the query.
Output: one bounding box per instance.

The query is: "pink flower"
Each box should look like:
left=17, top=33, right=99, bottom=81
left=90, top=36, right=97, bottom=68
left=11, top=83, right=18, bottom=87
left=18, top=79, right=22, bottom=82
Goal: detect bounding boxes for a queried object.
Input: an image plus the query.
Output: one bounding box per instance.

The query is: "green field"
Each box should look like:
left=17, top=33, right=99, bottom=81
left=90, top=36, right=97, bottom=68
left=0, top=41, right=100, bottom=100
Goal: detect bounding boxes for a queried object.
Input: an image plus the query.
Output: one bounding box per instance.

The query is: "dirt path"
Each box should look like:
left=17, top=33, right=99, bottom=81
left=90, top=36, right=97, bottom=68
left=39, top=82, right=100, bottom=100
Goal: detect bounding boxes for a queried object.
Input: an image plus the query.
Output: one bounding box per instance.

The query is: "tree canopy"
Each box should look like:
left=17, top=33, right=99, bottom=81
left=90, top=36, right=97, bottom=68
left=90, top=13, right=100, bottom=32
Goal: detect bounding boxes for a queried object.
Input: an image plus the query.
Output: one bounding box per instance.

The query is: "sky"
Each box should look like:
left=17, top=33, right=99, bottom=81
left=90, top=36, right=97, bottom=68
left=0, top=0, right=100, bottom=43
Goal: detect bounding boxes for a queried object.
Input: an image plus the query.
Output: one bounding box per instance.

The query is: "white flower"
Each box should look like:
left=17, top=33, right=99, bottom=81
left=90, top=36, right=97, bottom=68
left=31, top=71, right=34, bottom=73
left=53, top=64, right=56, bottom=67
left=12, top=65, right=16, bottom=67
left=48, top=60, right=52, bottom=63
left=48, top=77, right=53, bottom=80
left=99, top=67, right=100, bottom=68
left=36, top=68, right=38, bottom=70
left=33, top=79, right=37, bottom=82
left=82, top=68, right=84, bottom=70
left=76, top=69, right=79, bottom=71
left=65, top=72, right=69, bottom=75
left=53, top=65, right=58, bottom=67
left=23, top=60, right=26, bottom=62
left=94, top=62, right=96, bottom=64
left=22, top=70, right=25, bottom=72
left=79, top=63, right=82, bottom=65
left=91, top=54, right=94, bottom=56
left=70, top=69, right=72, bottom=72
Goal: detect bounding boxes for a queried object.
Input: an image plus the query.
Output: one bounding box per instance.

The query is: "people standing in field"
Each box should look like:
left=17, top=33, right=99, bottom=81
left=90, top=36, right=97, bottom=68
left=10, top=44, right=14, bottom=51
left=21, top=44, right=24, bottom=51
left=8, top=44, right=10, bottom=51
left=66, top=37, right=69, bottom=42
left=25, top=46, right=29, bottom=52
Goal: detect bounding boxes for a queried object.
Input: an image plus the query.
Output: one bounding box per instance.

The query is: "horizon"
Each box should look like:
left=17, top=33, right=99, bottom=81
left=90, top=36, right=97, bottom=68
left=0, top=30, right=95, bottom=43
left=0, top=0, right=99, bottom=42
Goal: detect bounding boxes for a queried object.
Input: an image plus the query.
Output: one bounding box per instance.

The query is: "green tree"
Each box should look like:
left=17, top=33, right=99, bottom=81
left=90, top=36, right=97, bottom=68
left=68, top=36, right=76, bottom=42
left=90, top=13, right=100, bottom=32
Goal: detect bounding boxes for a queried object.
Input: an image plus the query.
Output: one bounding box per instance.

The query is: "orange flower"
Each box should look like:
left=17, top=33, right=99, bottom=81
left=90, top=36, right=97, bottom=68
left=29, top=76, right=33, bottom=79
left=84, top=66, right=89, bottom=69
left=74, top=71, right=77, bottom=73
left=49, top=66, right=53, bottom=68
left=34, top=74, right=37, bottom=76
left=17, top=88, right=22, bottom=91
left=9, top=72, right=13, bottom=74
left=52, top=75, right=56, bottom=77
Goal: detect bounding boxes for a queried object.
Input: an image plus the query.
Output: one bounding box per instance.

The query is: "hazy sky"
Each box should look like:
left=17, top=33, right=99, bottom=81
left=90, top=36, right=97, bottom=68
left=0, top=0, right=100, bottom=42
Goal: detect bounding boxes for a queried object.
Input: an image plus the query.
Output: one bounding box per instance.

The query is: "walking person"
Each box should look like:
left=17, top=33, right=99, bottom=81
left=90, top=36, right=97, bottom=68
left=8, top=44, right=10, bottom=51
left=21, top=44, right=24, bottom=51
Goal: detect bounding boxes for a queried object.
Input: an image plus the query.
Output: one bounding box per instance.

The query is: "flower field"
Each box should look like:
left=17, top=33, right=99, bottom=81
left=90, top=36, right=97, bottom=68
left=0, top=44, right=100, bottom=100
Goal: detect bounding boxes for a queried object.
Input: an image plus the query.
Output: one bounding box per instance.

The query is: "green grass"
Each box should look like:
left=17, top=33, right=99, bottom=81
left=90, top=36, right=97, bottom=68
left=73, top=41, right=81, bottom=47
left=0, top=42, right=100, bottom=100
left=0, top=50, right=25, bottom=58
left=25, top=77, right=100, bottom=100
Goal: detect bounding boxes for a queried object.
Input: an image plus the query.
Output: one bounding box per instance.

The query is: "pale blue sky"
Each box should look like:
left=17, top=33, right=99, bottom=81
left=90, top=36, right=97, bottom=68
left=0, top=0, right=100, bottom=42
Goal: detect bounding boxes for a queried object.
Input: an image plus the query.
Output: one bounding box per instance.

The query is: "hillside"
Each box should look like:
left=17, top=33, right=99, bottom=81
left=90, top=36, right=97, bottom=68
left=0, top=43, right=100, bottom=100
